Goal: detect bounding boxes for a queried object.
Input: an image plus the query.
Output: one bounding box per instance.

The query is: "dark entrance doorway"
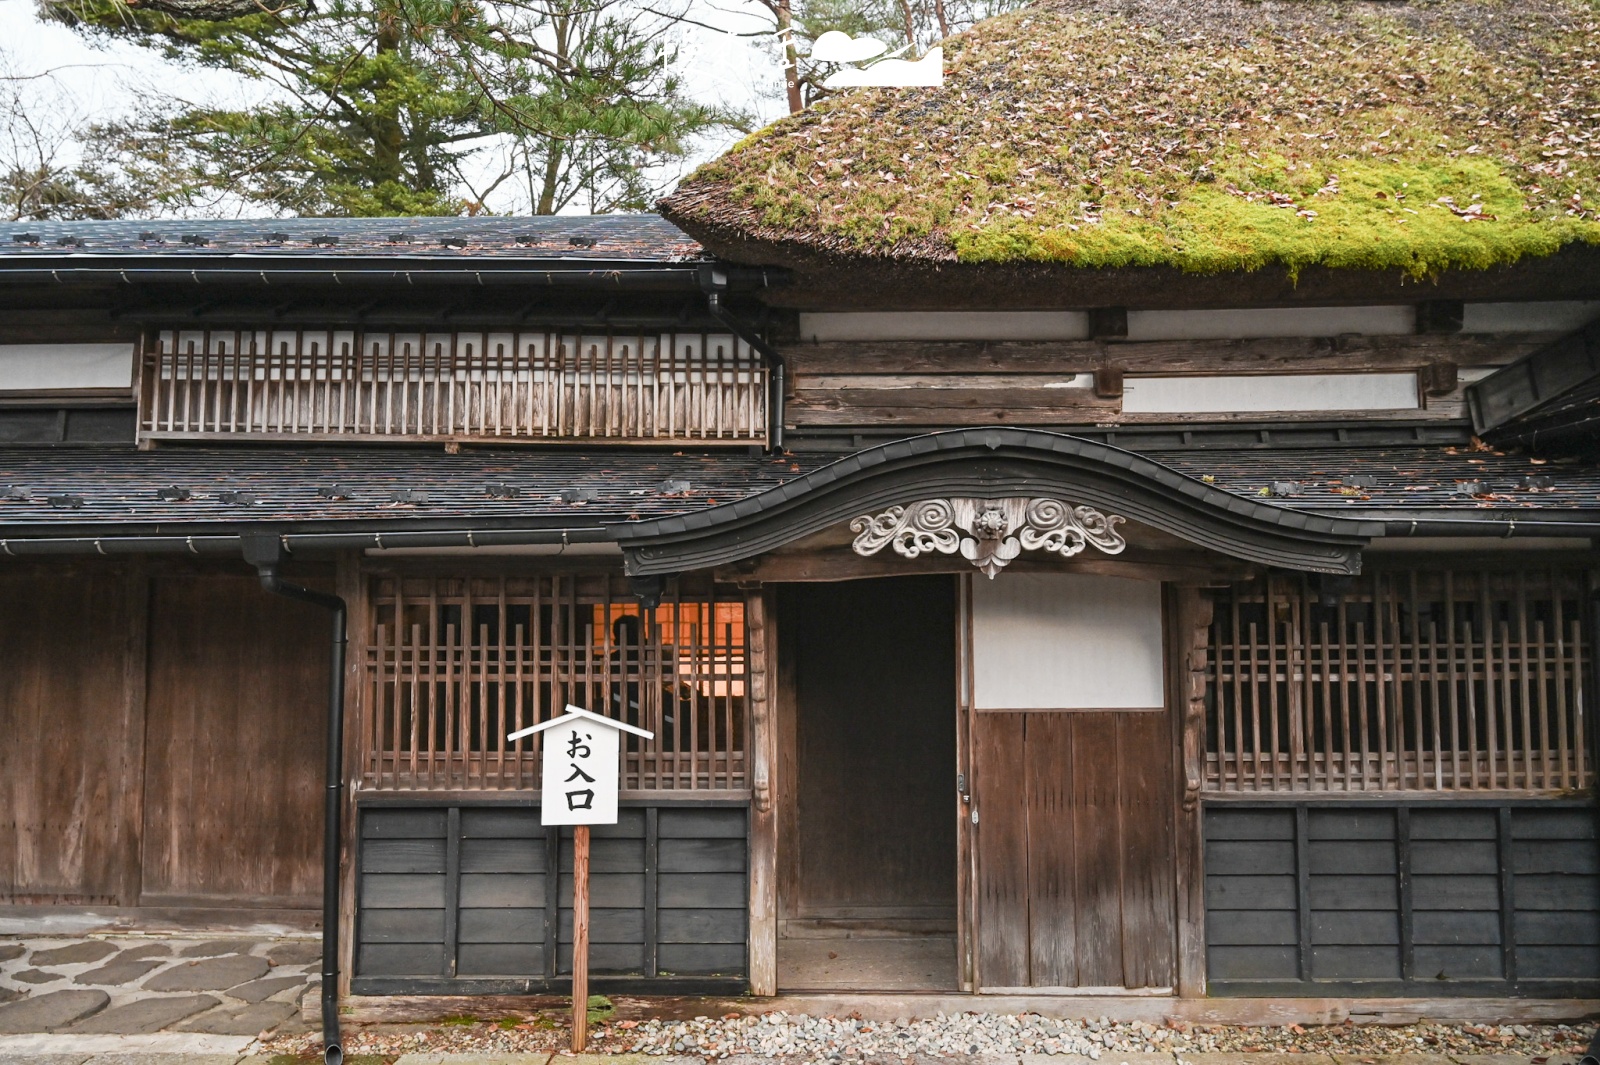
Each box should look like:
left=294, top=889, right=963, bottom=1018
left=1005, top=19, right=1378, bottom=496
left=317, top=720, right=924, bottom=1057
left=776, top=576, right=958, bottom=990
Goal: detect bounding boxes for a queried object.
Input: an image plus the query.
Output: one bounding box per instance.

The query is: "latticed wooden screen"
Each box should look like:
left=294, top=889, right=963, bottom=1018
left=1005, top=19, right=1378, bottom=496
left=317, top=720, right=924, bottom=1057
left=1205, top=567, right=1592, bottom=793
left=139, top=328, right=767, bottom=444
left=362, top=572, right=748, bottom=792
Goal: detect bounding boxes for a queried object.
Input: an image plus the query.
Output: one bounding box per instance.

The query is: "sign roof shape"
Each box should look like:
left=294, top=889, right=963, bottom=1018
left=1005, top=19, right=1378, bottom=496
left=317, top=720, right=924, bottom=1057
left=508, top=704, right=655, bottom=741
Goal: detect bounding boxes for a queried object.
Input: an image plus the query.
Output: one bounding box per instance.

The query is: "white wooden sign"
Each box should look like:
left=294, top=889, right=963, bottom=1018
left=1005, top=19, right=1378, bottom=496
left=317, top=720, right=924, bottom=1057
left=508, top=705, right=653, bottom=826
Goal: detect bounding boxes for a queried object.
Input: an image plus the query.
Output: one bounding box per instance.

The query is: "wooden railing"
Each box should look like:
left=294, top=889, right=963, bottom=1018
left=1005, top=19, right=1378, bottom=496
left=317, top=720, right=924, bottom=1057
left=138, top=328, right=767, bottom=445
left=1205, top=568, right=1593, bottom=794
left=362, top=572, right=749, bottom=793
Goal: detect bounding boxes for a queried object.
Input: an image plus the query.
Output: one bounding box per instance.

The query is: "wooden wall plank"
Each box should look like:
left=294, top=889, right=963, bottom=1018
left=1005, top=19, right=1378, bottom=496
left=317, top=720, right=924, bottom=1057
left=745, top=588, right=778, bottom=995
left=1118, top=712, right=1177, bottom=989
left=1072, top=713, right=1125, bottom=987
left=141, top=570, right=329, bottom=905
left=0, top=565, right=139, bottom=904
left=975, top=712, right=1029, bottom=988
left=1024, top=714, right=1076, bottom=986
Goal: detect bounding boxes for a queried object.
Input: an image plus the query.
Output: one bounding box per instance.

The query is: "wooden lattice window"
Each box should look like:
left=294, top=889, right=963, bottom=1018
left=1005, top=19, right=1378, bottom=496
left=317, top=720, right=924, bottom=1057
left=139, top=328, right=767, bottom=445
left=1205, top=567, right=1592, bottom=794
left=363, top=572, right=748, bottom=792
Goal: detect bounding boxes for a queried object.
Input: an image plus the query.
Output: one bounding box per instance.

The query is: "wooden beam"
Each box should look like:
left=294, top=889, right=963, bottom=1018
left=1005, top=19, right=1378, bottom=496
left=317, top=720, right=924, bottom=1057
left=337, top=551, right=367, bottom=1000
left=1169, top=584, right=1212, bottom=999
left=721, top=551, right=1254, bottom=586
left=116, top=560, right=150, bottom=907
left=745, top=588, right=779, bottom=996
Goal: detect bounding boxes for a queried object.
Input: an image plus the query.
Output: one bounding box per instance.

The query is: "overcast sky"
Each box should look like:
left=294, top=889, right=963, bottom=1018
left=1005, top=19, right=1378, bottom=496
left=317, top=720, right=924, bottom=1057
left=0, top=0, right=789, bottom=217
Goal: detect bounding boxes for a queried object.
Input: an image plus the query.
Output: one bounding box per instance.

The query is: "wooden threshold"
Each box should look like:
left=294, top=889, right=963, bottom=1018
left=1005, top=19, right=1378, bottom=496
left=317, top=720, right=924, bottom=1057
left=0, top=903, right=322, bottom=936
left=341, top=993, right=1600, bottom=1027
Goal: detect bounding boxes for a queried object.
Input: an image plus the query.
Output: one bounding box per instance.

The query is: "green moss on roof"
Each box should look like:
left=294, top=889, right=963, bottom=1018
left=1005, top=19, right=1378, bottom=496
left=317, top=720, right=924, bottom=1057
left=662, top=0, right=1600, bottom=276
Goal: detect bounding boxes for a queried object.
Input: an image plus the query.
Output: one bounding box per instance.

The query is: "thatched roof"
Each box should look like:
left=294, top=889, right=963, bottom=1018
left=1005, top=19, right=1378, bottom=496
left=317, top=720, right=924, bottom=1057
left=662, top=0, right=1600, bottom=280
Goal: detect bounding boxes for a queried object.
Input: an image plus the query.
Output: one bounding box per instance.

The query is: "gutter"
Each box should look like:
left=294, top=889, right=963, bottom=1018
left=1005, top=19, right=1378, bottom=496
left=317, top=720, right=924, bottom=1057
left=698, top=264, right=786, bottom=452
left=0, top=260, right=781, bottom=290
left=0, top=525, right=611, bottom=557
left=240, top=533, right=347, bottom=1065
left=1381, top=518, right=1600, bottom=538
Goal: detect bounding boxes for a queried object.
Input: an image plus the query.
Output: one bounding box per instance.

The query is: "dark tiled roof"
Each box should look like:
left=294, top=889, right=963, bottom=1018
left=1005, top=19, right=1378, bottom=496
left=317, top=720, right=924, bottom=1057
left=0, top=446, right=821, bottom=534
left=0, top=440, right=1596, bottom=539
left=1162, top=446, right=1600, bottom=516
left=0, top=215, right=704, bottom=263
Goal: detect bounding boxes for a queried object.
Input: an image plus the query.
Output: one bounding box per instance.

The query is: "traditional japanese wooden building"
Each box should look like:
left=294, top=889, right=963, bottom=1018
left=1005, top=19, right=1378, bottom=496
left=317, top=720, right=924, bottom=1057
left=3, top=0, right=1600, bottom=1046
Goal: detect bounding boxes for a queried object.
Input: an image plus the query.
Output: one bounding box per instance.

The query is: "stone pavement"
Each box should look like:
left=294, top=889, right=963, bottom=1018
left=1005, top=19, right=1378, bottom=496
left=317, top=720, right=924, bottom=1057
left=0, top=1051, right=1582, bottom=1065
left=0, top=935, right=318, bottom=1041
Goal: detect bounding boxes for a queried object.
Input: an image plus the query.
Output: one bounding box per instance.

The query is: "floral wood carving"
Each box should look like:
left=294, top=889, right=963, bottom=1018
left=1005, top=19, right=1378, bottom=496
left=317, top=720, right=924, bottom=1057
left=849, top=497, right=1127, bottom=578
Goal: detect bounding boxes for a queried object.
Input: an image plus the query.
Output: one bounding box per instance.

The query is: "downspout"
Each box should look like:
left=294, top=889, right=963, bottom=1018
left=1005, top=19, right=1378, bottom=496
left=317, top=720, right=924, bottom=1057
left=1584, top=587, right=1600, bottom=1065
left=241, top=533, right=347, bottom=1065
left=698, top=264, right=785, bottom=452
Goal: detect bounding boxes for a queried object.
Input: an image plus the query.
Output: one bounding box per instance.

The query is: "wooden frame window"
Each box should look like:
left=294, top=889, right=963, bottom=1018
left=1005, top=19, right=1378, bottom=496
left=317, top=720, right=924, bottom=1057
left=362, top=572, right=748, bottom=793
left=1204, top=567, right=1592, bottom=794
left=139, top=327, right=767, bottom=444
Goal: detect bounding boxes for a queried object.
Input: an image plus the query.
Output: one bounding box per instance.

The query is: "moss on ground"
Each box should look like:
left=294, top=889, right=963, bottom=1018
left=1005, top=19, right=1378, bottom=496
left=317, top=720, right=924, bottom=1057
left=664, top=0, right=1600, bottom=275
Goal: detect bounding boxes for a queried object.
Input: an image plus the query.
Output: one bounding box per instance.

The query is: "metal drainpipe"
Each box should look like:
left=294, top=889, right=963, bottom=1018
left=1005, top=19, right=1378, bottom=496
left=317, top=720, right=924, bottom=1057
left=1583, top=588, right=1600, bottom=1065
left=241, top=533, right=347, bottom=1065
left=699, top=264, right=785, bottom=451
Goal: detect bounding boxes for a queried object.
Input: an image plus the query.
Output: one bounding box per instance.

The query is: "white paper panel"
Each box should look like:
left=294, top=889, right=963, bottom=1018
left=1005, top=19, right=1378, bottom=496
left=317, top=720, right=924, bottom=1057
left=971, top=573, right=1164, bottom=710
left=798, top=311, right=1091, bottom=341
left=1460, top=301, right=1600, bottom=334
left=1122, top=372, right=1418, bottom=414
left=0, top=344, right=134, bottom=391
left=1125, top=305, right=1415, bottom=339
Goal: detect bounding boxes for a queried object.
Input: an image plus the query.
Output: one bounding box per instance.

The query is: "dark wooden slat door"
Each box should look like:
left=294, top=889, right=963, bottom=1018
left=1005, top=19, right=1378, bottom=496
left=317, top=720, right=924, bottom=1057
left=973, top=711, right=1175, bottom=989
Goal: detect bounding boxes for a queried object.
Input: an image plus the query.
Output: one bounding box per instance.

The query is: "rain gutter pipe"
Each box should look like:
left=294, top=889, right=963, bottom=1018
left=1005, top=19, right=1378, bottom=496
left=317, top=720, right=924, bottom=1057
left=0, top=525, right=611, bottom=557
left=698, top=264, right=785, bottom=452
left=0, top=262, right=779, bottom=290
left=241, top=532, right=348, bottom=1065
left=1587, top=589, right=1600, bottom=1065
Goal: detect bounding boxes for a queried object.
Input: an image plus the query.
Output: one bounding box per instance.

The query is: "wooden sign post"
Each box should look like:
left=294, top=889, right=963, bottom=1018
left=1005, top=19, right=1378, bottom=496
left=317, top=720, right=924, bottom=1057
left=510, top=705, right=652, bottom=1051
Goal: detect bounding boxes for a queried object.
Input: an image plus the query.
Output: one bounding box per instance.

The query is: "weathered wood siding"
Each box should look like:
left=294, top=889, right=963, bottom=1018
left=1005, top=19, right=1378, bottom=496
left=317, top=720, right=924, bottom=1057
left=1, top=562, right=328, bottom=909
left=1206, top=801, right=1600, bottom=995
left=354, top=803, right=748, bottom=994
left=0, top=566, right=142, bottom=904
left=973, top=711, right=1176, bottom=990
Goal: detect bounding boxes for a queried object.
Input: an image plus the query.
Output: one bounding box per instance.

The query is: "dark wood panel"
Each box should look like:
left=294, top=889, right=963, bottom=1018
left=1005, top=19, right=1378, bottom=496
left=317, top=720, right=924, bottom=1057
left=1515, top=873, right=1600, bottom=910
left=1311, top=944, right=1401, bottom=979
left=361, top=873, right=447, bottom=909
left=1206, top=875, right=1298, bottom=910
left=1512, top=808, right=1598, bottom=839
left=363, top=809, right=448, bottom=838
left=1308, top=840, right=1397, bottom=875
left=975, top=712, right=1029, bottom=987
left=1512, top=840, right=1599, bottom=875
left=1207, top=910, right=1297, bottom=946
left=1307, top=810, right=1395, bottom=840
left=657, top=908, right=748, bottom=944
left=0, top=567, right=138, bottom=903
left=460, top=837, right=545, bottom=874
left=363, top=838, right=447, bottom=874
left=1411, top=809, right=1498, bottom=840
left=1414, top=944, right=1503, bottom=978
left=1307, top=875, right=1398, bottom=911
left=1412, top=910, right=1502, bottom=944
left=1518, top=945, right=1600, bottom=978
left=787, top=578, right=957, bottom=918
left=656, top=942, right=746, bottom=973
left=1411, top=875, right=1501, bottom=911
left=1515, top=910, right=1600, bottom=945
left=1208, top=840, right=1295, bottom=873
left=558, top=872, right=645, bottom=908
left=360, top=908, right=446, bottom=944
left=459, top=808, right=542, bottom=838
left=558, top=838, right=646, bottom=874
left=1204, top=809, right=1294, bottom=841
left=457, top=943, right=544, bottom=975
left=658, top=838, right=746, bottom=873
left=142, top=572, right=328, bottom=904
left=658, top=808, right=746, bottom=838
left=458, top=874, right=545, bottom=908
left=558, top=907, right=647, bottom=943
left=556, top=942, right=647, bottom=972
left=359, top=943, right=447, bottom=976
left=1412, top=840, right=1498, bottom=875
left=656, top=872, right=745, bottom=909
left=1207, top=944, right=1299, bottom=980
left=1310, top=910, right=1399, bottom=945
left=458, top=907, right=544, bottom=944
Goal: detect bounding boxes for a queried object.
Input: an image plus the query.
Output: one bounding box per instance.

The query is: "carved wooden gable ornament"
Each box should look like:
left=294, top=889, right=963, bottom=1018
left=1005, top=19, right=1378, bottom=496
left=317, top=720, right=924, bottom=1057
left=849, top=497, right=1127, bottom=578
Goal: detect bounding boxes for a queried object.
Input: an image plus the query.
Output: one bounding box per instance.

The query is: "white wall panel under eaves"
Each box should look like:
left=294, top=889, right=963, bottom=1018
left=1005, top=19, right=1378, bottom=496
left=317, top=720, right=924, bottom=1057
left=1122, top=372, right=1420, bottom=414
left=0, top=344, right=134, bottom=392
left=970, top=573, right=1165, bottom=711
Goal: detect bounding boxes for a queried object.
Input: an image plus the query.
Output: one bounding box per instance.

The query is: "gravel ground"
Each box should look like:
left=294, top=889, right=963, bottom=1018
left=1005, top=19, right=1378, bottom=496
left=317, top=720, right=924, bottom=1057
left=260, top=1013, right=1595, bottom=1061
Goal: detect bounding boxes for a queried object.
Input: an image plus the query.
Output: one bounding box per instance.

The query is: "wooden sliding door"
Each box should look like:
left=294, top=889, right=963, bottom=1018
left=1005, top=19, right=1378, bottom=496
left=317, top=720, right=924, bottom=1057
left=971, top=710, right=1175, bottom=990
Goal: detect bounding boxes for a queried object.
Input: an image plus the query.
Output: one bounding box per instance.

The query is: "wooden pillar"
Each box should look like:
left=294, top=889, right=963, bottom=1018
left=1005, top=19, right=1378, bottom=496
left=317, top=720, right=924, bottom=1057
left=744, top=587, right=779, bottom=995
left=1170, top=583, right=1213, bottom=998
left=336, top=552, right=366, bottom=999
left=572, top=824, right=591, bottom=1051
